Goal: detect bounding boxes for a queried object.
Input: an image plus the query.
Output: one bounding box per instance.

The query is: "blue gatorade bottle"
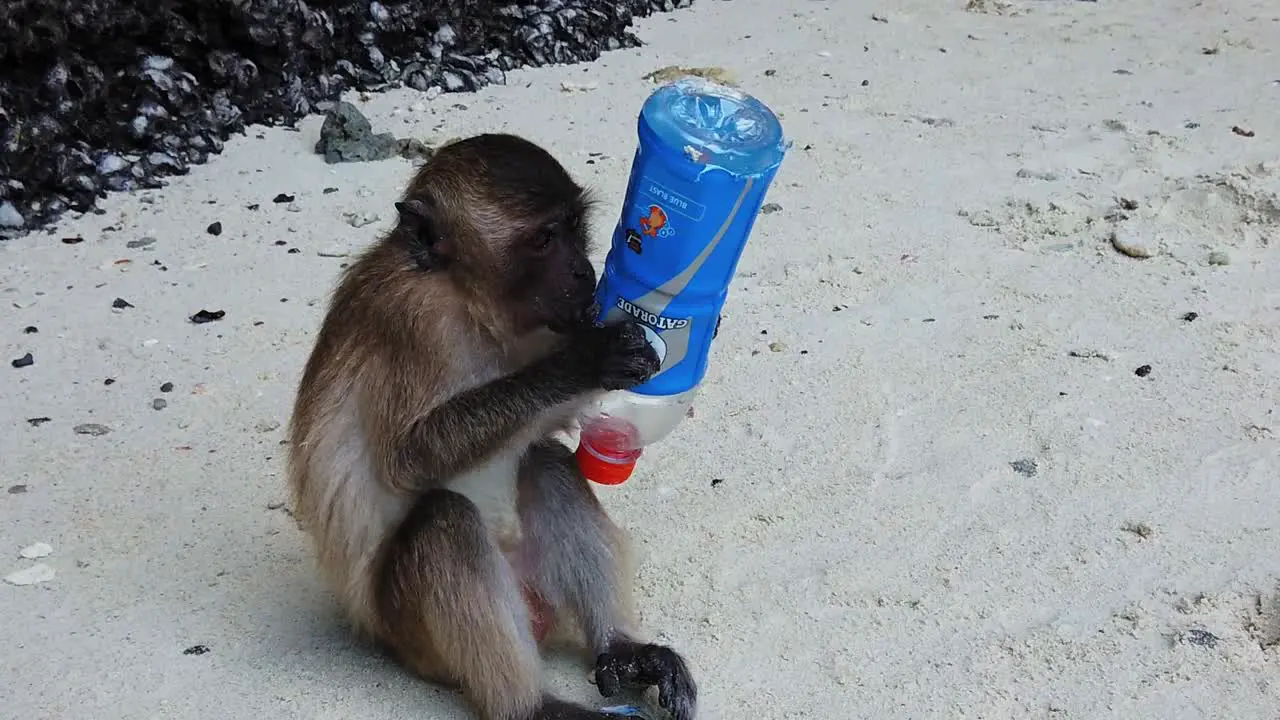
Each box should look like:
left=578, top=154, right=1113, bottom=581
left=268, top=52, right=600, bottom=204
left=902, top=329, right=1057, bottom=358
left=575, top=76, right=789, bottom=485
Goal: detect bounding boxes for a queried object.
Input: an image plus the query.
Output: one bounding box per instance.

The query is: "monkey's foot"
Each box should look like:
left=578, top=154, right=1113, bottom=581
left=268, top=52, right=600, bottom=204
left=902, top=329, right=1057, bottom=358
left=594, top=643, right=696, bottom=720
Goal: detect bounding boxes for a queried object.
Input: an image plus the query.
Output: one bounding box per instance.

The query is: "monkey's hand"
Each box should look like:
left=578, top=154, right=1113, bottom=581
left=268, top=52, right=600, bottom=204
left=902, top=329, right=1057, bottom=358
left=595, top=643, right=697, bottom=720
left=569, top=321, right=660, bottom=391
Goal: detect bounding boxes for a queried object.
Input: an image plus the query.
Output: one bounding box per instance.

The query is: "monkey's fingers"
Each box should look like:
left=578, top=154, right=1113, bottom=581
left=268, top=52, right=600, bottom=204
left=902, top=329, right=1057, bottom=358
left=657, top=670, right=697, bottom=720
left=594, top=655, right=624, bottom=698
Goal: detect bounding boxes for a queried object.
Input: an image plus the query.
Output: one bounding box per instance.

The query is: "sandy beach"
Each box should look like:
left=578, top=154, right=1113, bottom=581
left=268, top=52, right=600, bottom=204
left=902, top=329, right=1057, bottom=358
left=3, top=0, right=1278, bottom=718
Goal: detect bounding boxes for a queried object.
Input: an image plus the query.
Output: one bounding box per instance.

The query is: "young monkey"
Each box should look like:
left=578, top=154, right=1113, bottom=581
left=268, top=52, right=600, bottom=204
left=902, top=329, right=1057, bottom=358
left=286, top=133, right=697, bottom=720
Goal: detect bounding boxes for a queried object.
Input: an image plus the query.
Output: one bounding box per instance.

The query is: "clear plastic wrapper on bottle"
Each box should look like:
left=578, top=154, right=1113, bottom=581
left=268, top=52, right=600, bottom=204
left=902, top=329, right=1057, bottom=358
left=574, top=388, right=698, bottom=485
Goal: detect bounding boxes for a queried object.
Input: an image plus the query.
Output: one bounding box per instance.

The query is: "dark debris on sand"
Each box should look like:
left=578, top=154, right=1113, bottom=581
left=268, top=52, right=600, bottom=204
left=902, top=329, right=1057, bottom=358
left=0, top=0, right=693, bottom=239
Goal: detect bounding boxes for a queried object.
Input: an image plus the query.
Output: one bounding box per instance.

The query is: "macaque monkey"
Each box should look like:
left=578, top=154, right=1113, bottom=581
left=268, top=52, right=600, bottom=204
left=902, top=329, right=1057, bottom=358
left=286, top=133, right=697, bottom=720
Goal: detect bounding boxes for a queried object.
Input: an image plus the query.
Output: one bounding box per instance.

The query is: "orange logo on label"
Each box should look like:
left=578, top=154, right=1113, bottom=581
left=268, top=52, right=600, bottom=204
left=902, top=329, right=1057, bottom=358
left=639, top=204, right=668, bottom=238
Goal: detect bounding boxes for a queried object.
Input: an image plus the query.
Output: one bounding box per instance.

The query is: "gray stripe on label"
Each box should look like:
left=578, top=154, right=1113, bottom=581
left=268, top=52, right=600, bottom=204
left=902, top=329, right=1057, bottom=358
left=631, top=176, right=755, bottom=315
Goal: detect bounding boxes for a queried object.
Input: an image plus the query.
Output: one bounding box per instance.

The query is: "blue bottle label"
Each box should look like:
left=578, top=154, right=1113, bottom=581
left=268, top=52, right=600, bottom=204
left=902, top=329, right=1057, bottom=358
left=594, top=138, right=783, bottom=396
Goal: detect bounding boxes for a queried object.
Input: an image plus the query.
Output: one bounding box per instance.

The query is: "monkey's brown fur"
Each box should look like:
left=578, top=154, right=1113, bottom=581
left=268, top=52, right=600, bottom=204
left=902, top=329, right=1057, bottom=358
left=286, top=134, right=697, bottom=720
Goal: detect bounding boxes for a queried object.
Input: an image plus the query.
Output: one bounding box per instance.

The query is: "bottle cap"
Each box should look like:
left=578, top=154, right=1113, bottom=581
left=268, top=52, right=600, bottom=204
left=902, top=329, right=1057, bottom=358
left=576, top=441, right=638, bottom=486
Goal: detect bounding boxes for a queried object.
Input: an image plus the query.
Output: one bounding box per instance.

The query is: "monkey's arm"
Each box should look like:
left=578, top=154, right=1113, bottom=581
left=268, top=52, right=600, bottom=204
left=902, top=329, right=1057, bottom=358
left=387, top=361, right=584, bottom=492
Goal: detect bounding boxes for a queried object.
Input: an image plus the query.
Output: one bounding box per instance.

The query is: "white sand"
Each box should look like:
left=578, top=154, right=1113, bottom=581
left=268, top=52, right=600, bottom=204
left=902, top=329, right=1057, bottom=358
left=3, top=0, right=1278, bottom=717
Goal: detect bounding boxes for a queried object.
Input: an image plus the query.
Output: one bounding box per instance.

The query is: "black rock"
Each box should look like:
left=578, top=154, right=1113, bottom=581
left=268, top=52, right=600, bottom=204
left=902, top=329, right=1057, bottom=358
left=11, top=352, right=34, bottom=368
left=0, top=0, right=693, bottom=240
left=190, top=309, right=225, bottom=323
left=315, top=101, right=397, bottom=163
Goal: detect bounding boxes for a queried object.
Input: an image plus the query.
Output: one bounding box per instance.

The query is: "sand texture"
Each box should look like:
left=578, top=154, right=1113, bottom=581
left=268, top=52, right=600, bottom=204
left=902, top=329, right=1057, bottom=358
left=2, top=1, right=1278, bottom=718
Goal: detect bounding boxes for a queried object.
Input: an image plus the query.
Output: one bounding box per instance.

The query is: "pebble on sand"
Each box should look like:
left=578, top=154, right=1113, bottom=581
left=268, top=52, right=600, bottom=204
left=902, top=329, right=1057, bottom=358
left=73, top=423, right=112, bottom=436
left=19, top=542, right=53, bottom=559
left=4, top=563, right=55, bottom=586
left=11, top=353, right=34, bottom=368
left=1110, top=229, right=1155, bottom=258
left=190, top=309, right=226, bottom=324
left=1010, top=459, right=1038, bottom=477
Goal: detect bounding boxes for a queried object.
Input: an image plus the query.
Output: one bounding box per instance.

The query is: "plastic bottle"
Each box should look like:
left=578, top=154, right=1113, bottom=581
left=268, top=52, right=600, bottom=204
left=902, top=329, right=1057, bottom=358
left=575, top=76, right=790, bottom=486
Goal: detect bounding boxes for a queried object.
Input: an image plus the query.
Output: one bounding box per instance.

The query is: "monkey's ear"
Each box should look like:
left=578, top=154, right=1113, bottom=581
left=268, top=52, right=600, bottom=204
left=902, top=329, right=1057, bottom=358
left=394, top=199, right=452, bottom=271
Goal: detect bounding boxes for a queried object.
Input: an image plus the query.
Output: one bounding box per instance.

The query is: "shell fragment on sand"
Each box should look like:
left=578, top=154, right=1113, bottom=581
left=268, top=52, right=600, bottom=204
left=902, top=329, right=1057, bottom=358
left=19, top=542, right=53, bottom=559
left=5, top=563, right=55, bottom=586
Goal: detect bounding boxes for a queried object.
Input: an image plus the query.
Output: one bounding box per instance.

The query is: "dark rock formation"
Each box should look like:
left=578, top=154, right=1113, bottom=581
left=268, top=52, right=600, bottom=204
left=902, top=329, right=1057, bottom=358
left=0, top=0, right=693, bottom=239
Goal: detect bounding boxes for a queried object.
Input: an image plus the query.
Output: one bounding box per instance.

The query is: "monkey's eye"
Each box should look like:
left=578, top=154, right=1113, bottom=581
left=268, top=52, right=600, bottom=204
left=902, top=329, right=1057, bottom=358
left=533, top=227, right=556, bottom=252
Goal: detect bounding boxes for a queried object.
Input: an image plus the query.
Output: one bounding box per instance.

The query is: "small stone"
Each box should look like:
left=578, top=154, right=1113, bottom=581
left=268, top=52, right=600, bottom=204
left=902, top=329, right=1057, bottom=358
left=73, top=423, right=112, bottom=436
left=152, top=398, right=168, bottom=411
left=183, top=644, right=211, bottom=656
left=26, top=417, right=51, bottom=427
left=127, top=237, right=156, bottom=249
left=11, top=352, right=34, bottom=368
left=0, top=200, right=25, bottom=228
left=1207, top=250, right=1230, bottom=266
left=1184, top=629, right=1220, bottom=648
left=255, top=420, right=281, bottom=433
left=394, top=138, right=433, bottom=161
left=206, top=221, right=223, bottom=236
left=160, top=382, right=174, bottom=393
left=23, top=326, right=38, bottom=334
left=1121, top=521, right=1154, bottom=539
left=7, top=484, right=28, bottom=494
left=273, top=193, right=295, bottom=204
left=560, top=80, right=600, bottom=92
left=1110, top=229, right=1155, bottom=259
left=190, top=309, right=226, bottom=324
left=768, top=341, right=787, bottom=352
left=4, top=563, right=55, bottom=586
left=343, top=211, right=381, bottom=228
left=112, top=297, right=134, bottom=309
left=1135, top=364, right=1153, bottom=377
left=1010, top=459, right=1038, bottom=477
left=761, top=203, right=782, bottom=215
left=19, top=542, right=53, bottom=559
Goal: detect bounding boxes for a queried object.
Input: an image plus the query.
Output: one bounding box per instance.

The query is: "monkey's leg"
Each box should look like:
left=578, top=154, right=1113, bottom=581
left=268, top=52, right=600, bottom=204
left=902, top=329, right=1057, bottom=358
left=376, top=489, right=623, bottom=720
left=517, top=442, right=698, bottom=720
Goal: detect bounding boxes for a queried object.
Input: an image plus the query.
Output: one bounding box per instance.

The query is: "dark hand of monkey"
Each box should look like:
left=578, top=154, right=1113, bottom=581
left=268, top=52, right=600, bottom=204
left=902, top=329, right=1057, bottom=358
left=594, top=643, right=697, bottom=720
left=563, top=321, right=661, bottom=392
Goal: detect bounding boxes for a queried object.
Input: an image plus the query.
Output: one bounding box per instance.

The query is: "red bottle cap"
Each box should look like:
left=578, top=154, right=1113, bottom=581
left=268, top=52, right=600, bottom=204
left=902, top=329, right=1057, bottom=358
left=576, top=444, right=636, bottom=485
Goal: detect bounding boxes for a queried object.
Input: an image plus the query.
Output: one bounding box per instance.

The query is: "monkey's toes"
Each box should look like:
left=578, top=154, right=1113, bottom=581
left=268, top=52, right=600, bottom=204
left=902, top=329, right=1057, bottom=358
left=594, top=644, right=697, bottom=720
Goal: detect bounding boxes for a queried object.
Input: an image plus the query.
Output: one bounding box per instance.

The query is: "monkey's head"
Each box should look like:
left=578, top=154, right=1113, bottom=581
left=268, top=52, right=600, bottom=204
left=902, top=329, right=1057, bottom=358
left=391, top=133, right=599, bottom=333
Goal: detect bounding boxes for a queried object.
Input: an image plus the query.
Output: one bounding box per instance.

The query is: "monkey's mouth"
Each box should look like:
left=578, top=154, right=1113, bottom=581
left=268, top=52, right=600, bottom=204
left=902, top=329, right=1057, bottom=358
left=545, top=292, right=598, bottom=334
